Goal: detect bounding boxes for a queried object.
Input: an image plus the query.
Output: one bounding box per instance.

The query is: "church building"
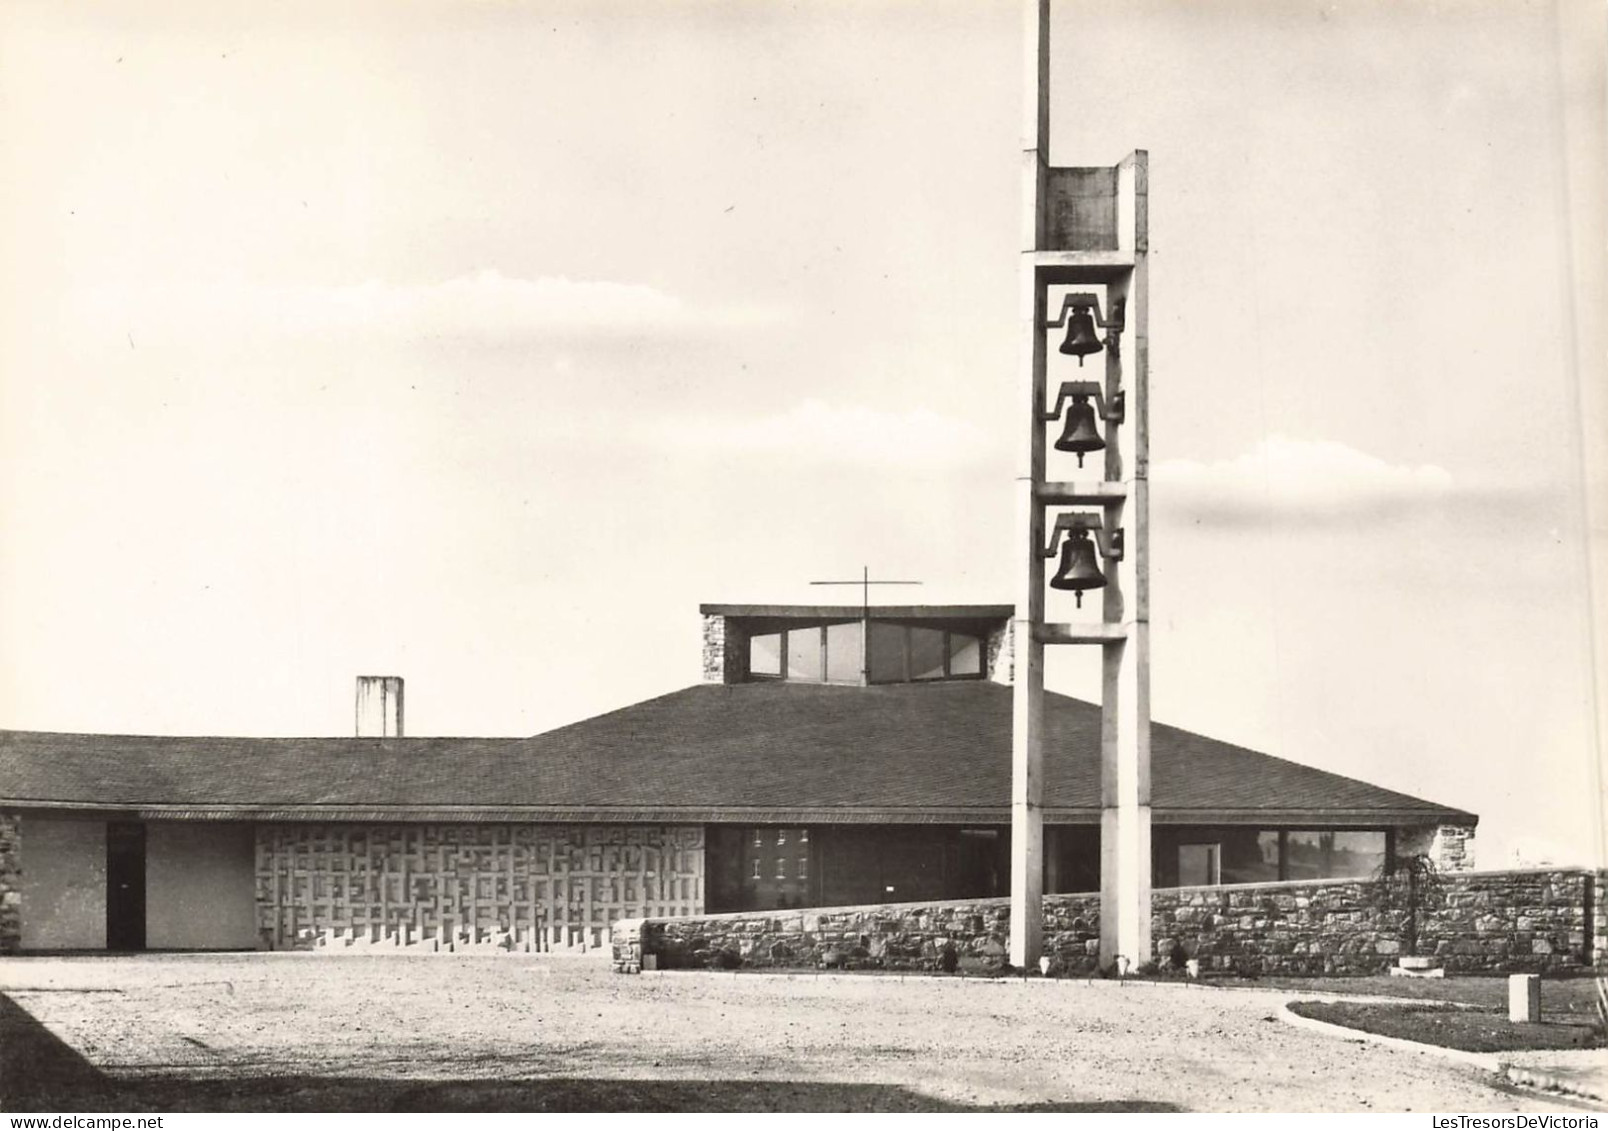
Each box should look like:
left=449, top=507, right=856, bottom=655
left=0, top=603, right=1476, bottom=954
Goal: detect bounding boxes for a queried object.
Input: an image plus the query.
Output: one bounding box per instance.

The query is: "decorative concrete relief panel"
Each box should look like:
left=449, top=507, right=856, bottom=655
left=256, top=823, right=703, bottom=954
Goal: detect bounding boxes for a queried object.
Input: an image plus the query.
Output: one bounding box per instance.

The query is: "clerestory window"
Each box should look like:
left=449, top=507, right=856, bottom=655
left=748, top=621, right=986, bottom=685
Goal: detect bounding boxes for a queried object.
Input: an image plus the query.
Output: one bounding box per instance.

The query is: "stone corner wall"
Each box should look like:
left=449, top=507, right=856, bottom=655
left=1399, top=822, right=1477, bottom=874
left=612, top=917, right=646, bottom=972
left=1593, top=868, right=1608, bottom=967
left=701, top=615, right=747, bottom=684
left=0, top=811, right=19, bottom=955
left=986, top=619, right=1015, bottom=686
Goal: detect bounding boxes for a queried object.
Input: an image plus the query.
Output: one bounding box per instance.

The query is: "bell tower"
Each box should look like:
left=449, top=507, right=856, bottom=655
left=1011, top=0, right=1151, bottom=971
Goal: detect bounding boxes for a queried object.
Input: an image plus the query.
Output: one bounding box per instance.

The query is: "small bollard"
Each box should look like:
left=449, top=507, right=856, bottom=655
left=1508, top=974, right=1541, bottom=1023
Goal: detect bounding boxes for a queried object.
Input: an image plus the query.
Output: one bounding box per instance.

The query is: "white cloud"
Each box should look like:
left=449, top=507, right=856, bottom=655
left=1154, top=436, right=1454, bottom=523
left=69, top=270, right=781, bottom=348
left=649, top=399, right=996, bottom=469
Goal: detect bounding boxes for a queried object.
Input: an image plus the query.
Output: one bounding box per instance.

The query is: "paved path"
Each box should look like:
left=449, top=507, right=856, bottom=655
left=0, top=955, right=1593, bottom=1112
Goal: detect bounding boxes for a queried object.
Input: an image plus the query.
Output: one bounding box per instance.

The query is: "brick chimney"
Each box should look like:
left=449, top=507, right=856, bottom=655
left=355, top=676, right=404, bottom=737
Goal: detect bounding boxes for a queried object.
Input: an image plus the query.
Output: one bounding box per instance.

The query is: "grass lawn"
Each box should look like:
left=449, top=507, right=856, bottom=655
left=1223, top=973, right=1606, bottom=1017
left=1286, top=1000, right=1603, bottom=1054
left=1269, top=976, right=1605, bottom=1054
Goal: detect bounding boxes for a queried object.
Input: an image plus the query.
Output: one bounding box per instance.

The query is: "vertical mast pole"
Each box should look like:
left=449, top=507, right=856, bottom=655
left=1009, top=0, right=1051, bottom=970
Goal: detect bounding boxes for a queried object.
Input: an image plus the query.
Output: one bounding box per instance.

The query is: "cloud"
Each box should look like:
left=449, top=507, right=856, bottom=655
left=647, top=399, right=997, bottom=470
left=70, top=270, right=781, bottom=347
left=1154, top=436, right=1454, bottom=524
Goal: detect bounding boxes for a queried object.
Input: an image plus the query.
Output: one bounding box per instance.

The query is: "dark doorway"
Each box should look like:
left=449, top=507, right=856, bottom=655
left=105, top=822, right=146, bottom=951
left=953, top=829, right=1006, bottom=898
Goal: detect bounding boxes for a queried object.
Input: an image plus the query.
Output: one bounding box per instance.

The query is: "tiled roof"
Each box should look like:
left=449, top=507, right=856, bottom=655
left=0, top=682, right=1474, bottom=825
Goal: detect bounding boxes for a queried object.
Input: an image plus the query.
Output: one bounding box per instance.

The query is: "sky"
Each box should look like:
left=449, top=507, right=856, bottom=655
left=1, top=0, right=1602, bottom=869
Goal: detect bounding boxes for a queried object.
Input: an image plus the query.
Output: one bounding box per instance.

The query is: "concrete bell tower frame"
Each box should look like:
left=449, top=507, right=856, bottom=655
left=1010, top=0, right=1151, bottom=972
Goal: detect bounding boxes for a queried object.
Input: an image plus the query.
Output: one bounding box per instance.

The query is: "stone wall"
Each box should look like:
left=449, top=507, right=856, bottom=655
left=986, top=619, right=1015, bottom=685
left=1399, top=823, right=1477, bottom=873
left=614, top=867, right=1606, bottom=977
left=701, top=614, right=747, bottom=684
left=0, top=812, right=19, bottom=954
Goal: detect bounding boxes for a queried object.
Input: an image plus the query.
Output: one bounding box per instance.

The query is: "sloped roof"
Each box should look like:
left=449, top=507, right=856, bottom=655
left=0, top=682, right=1474, bottom=825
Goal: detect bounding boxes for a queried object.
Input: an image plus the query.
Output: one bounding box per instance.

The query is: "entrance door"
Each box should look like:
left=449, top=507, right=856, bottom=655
left=106, top=822, right=146, bottom=951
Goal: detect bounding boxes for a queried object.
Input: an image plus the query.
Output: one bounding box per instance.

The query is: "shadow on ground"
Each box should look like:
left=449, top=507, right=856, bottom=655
left=0, top=995, right=1178, bottom=1113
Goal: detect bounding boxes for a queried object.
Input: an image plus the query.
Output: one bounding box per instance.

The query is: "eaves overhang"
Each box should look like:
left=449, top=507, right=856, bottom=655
left=0, top=798, right=1476, bottom=827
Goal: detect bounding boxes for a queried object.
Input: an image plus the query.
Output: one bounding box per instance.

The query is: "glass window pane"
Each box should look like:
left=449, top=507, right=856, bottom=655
left=749, top=633, right=781, bottom=677
left=825, top=621, right=864, bottom=683
left=868, top=622, right=906, bottom=683
left=1178, top=844, right=1220, bottom=886
left=911, top=627, right=946, bottom=680
left=1330, top=831, right=1387, bottom=878
left=1286, top=831, right=1384, bottom=880
left=1221, top=830, right=1281, bottom=884
left=785, top=628, right=823, bottom=682
left=948, top=633, right=982, bottom=676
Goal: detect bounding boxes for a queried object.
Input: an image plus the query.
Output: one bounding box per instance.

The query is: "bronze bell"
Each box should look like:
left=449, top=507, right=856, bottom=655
left=1058, top=306, right=1103, bottom=365
left=1053, top=395, right=1105, bottom=468
left=1048, top=529, right=1106, bottom=607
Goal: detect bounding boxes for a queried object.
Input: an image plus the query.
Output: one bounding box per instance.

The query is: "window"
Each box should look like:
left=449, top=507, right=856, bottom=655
left=786, top=628, right=823, bottom=682
left=1178, top=844, right=1221, bottom=886
left=825, top=621, right=863, bottom=683
left=798, top=855, right=809, bottom=879
left=776, top=830, right=786, bottom=846
left=750, top=633, right=782, bottom=677
left=775, top=858, right=787, bottom=880
left=869, top=623, right=987, bottom=684
left=910, top=627, right=946, bottom=680
left=753, top=830, right=763, bottom=848
left=751, top=858, right=761, bottom=879
left=868, top=622, right=906, bottom=682
left=747, top=621, right=988, bottom=684
left=949, top=633, right=982, bottom=676
left=1286, top=830, right=1387, bottom=881
left=1219, top=831, right=1281, bottom=884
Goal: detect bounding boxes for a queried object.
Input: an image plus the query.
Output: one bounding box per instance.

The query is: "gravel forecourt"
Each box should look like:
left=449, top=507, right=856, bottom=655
left=0, top=954, right=1592, bottom=1113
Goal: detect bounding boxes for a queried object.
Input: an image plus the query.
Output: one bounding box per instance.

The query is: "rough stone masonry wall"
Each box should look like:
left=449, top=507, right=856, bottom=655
left=986, top=618, right=1014, bottom=685
left=701, top=615, right=747, bottom=684
left=614, top=867, right=1606, bottom=977
left=1400, top=823, right=1477, bottom=873
left=0, top=812, right=18, bottom=954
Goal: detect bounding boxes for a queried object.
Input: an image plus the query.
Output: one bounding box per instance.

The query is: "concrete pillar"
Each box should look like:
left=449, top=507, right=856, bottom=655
left=1098, top=155, right=1150, bottom=973
left=355, top=676, right=404, bottom=738
left=1508, top=974, right=1541, bottom=1023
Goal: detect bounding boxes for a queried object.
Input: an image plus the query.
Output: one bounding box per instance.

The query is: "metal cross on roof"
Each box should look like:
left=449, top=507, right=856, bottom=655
left=809, top=566, right=922, bottom=620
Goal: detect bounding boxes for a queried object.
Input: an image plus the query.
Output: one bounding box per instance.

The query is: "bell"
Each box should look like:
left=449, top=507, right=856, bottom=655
left=1048, top=529, right=1106, bottom=608
left=1053, top=396, right=1105, bottom=468
left=1058, top=306, right=1103, bottom=365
